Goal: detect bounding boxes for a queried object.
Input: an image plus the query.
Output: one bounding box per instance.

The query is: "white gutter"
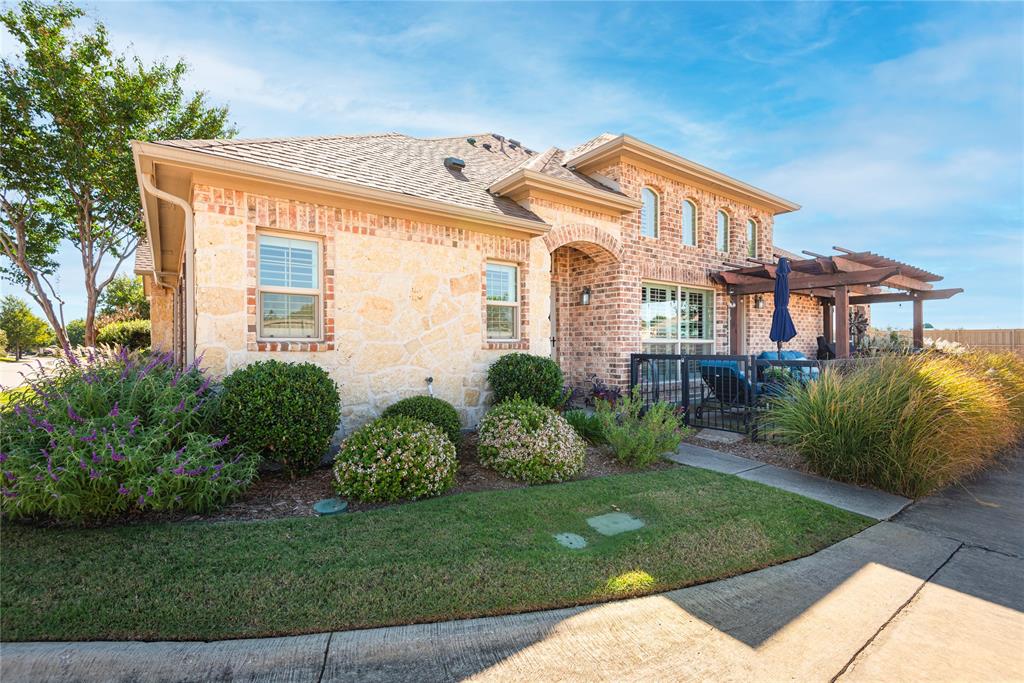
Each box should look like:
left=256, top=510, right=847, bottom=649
left=132, top=148, right=171, bottom=292
left=139, top=173, right=196, bottom=365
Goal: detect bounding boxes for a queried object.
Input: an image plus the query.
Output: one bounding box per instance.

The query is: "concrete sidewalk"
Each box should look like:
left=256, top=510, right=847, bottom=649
left=3, top=454, right=1021, bottom=682
left=667, top=442, right=911, bottom=520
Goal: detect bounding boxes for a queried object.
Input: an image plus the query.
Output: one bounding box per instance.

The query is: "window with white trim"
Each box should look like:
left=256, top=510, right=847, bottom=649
left=682, top=199, right=697, bottom=246
left=485, top=262, right=519, bottom=340
left=258, top=234, right=321, bottom=339
left=641, top=283, right=715, bottom=355
left=716, top=210, right=729, bottom=252
left=640, top=188, right=659, bottom=238
left=747, top=218, right=758, bottom=258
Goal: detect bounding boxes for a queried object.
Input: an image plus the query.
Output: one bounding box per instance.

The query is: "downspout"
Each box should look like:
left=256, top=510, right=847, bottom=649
left=139, top=173, right=196, bottom=365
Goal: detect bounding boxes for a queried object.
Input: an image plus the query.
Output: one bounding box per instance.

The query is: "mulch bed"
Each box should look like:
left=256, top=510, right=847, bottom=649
left=682, top=431, right=815, bottom=474
left=23, top=433, right=676, bottom=527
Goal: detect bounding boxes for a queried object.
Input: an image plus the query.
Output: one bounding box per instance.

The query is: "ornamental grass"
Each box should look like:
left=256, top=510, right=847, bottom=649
left=769, top=353, right=1019, bottom=498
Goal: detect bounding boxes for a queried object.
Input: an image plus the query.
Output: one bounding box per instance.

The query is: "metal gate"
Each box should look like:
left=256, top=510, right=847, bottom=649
left=629, top=354, right=759, bottom=435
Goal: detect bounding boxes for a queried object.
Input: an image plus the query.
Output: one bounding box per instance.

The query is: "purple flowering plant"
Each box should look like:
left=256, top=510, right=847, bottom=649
left=0, top=347, right=258, bottom=522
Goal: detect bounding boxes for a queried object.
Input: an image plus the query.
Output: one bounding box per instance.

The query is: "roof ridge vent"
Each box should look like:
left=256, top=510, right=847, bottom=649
left=508, top=139, right=521, bottom=149
left=444, top=156, right=466, bottom=172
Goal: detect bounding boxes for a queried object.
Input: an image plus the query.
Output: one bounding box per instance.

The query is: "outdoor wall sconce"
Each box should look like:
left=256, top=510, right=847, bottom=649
left=580, top=286, right=591, bottom=306
left=754, top=294, right=766, bottom=309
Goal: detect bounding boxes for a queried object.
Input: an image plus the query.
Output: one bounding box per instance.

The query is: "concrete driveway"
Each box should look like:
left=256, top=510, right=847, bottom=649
left=2, top=453, right=1022, bottom=682
left=0, top=356, right=57, bottom=389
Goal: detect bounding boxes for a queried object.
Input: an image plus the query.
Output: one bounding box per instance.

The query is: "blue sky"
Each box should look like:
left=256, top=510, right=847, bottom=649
left=4, top=1, right=1022, bottom=329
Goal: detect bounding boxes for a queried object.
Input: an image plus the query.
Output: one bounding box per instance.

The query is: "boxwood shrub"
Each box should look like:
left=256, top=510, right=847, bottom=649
left=487, top=353, right=565, bottom=408
left=477, top=398, right=585, bottom=484
left=333, top=415, right=458, bottom=502
left=96, top=319, right=151, bottom=350
left=380, top=395, right=461, bottom=445
left=0, top=348, right=258, bottom=522
left=219, top=360, right=340, bottom=478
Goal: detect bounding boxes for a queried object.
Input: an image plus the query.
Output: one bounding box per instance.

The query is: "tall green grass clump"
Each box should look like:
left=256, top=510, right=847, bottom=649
left=769, top=354, right=1017, bottom=498
left=961, top=351, right=1024, bottom=436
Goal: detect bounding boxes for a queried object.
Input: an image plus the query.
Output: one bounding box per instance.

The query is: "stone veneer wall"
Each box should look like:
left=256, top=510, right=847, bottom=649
left=190, top=183, right=550, bottom=432
left=143, top=273, right=175, bottom=353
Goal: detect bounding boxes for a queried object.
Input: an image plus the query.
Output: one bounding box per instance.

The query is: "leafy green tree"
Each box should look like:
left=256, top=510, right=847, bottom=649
left=0, top=295, right=51, bottom=359
left=0, top=329, right=8, bottom=357
left=98, top=274, right=148, bottom=319
left=0, top=1, right=234, bottom=352
left=66, top=318, right=85, bottom=347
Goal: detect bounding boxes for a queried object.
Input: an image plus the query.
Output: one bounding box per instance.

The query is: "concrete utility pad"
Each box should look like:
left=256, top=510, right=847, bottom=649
left=586, top=512, right=644, bottom=536
left=553, top=532, right=587, bottom=549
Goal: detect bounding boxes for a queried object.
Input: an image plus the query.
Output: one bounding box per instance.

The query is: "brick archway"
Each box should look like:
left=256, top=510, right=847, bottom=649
left=543, top=224, right=623, bottom=264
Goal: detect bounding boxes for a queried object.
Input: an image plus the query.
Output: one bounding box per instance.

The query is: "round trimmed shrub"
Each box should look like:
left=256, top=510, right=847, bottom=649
left=477, top=398, right=585, bottom=484
left=333, top=416, right=458, bottom=502
left=219, top=360, right=340, bottom=478
left=96, top=319, right=151, bottom=350
left=487, top=353, right=565, bottom=408
left=381, top=395, right=461, bottom=445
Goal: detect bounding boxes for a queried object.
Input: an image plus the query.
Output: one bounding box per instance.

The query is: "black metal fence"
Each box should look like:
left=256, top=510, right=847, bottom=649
left=628, top=353, right=870, bottom=439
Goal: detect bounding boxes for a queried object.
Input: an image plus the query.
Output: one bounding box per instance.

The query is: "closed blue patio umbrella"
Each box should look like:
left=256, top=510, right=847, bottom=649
left=770, top=257, right=798, bottom=360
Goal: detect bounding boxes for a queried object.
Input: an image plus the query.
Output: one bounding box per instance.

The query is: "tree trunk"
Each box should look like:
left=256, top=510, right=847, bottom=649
left=0, top=213, right=72, bottom=356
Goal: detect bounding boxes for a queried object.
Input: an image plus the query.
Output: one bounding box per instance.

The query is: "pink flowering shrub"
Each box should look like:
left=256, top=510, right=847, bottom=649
left=333, top=416, right=457, bottom=502
left=0, top=348, right=258, bottom=522
left=477, top=398, right=585, bottom=484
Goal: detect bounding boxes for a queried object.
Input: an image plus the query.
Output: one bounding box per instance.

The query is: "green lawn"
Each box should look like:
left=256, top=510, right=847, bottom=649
left=0, top=467, right=871, bottom=642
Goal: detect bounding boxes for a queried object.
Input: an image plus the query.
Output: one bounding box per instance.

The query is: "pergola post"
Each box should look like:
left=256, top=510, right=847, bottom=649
left=729, top=296, right=741, bottom=354
left=913, top=299, right=924, bottom=349
left=835, top=286, right=850, bottom=358
left=822, top=301, right=833, bottom=344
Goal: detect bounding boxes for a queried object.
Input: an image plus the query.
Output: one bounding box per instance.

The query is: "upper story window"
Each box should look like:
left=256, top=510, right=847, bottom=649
left=682, top=200, right=697, bottom=246
left=485, top=262, right=519, bottom=341
left=747, top=219, right=758, bottom=258
left=258, top=233, right=321, bottom=339
left=640, top=188, right=659, bottom=238
left=716, top=210, right=729, bottom=252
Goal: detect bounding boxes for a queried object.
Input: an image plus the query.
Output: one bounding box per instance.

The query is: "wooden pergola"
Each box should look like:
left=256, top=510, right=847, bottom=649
left=712, top=246, right=963, bottom=358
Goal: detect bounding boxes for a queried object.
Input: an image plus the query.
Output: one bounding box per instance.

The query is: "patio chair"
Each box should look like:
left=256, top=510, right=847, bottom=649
left=696, top=360, right=757, bottom=418
left=816, top=336, right=836, bottom=360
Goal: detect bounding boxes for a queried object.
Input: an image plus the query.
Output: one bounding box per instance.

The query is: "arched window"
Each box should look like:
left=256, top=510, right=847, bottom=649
left=682, top=200, right=697, bottom=246
left=747, top=218, right=758, bottom=258
left=640, top=188, right=659, bottom=238
left=716, top=210, right=729, bottom=252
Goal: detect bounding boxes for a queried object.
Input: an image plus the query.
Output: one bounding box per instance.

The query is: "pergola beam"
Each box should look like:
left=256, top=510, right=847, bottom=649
left=832, top=255, right=932, bottom=291
left=727, top=267, right=901, bottom=296
left=848, top=288, right=963, bottom=305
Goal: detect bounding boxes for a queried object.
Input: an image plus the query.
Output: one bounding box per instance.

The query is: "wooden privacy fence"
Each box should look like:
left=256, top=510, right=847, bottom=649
left=920, top=329, right=1024, bottom=354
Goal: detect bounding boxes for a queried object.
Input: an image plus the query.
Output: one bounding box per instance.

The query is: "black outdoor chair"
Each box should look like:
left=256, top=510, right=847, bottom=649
left=696, top=361, right=756, bottom=418
left=816, top=336, right=836, bottom=360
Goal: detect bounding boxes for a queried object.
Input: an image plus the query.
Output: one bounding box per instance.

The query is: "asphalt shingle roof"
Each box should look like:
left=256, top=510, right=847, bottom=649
left=156, top=132, right=634, bottom=224
left=134, top=237, right=153, bottom=274
left=158, top=133, right=555, bottom=222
